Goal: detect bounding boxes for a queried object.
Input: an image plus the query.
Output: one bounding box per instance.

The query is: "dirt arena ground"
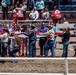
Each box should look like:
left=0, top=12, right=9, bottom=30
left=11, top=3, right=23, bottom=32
left=0, top=49, right=76, bottom=73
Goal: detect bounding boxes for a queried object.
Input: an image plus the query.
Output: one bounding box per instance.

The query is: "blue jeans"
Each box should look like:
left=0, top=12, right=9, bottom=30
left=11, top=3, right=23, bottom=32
left=28, top=40, right=36, bottom=57
left=2, top=42, right=8, bottom=57
left=54, top=36, right=57, bottom=50
left=0, top=39, right=2, bottom=54
left=62, top=41, right=69, bottom=57
left=9, top=47, right=20, bottom=57
left=45, top=40, right=55, bottom=57
left=9, top=47, right=20, bottom=63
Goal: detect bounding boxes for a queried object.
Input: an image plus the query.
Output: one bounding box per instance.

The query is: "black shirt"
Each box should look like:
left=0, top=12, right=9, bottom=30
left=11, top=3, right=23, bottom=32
left=62, top=31, right=70, bottom=43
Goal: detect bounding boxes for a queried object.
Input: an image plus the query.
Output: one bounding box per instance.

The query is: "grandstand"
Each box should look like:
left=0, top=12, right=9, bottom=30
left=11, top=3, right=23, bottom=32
left=0, top=0, right=76, bottom=75
left=0, top=0, right=76, bottom=23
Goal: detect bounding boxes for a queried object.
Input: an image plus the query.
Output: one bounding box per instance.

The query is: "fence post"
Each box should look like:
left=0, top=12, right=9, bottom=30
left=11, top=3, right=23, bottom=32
left=65, top=58, right=68, bottom=75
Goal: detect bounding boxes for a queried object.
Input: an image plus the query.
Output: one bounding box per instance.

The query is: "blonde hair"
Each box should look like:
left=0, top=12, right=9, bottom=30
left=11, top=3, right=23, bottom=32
left=66, top=27, right=70, bottom=32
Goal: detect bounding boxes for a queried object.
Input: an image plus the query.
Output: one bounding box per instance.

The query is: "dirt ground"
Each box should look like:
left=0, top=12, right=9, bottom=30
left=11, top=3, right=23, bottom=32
left=0, top=49, right=76, bottom=73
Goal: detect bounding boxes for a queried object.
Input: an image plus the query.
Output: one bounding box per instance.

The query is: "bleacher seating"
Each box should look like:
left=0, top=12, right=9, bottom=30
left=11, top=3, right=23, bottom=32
left=72, top=5, right=76, bottom=10
left=44, top=0, right=49, bottom=8
left=64, top=12, right=72, bottom=19
left=71, top=12, right=76, bottom=19
left=59, top=5, right=65, bottom=11
left=65, top=5, right=72, bottom=11
left=72, top=0, right=76, bottom=4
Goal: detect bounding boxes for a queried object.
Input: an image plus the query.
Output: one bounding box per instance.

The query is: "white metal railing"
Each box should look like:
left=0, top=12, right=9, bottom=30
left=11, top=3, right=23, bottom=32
left=0, top=57, right=76, bottom=75
left=0, top=20, right=52, bottom=22
left=18, top=20, right=52, bottom=22
left=0, top=20, right=13, bottom=22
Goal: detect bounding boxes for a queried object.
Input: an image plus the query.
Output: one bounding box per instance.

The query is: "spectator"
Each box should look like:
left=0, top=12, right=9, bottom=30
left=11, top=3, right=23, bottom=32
left=62, top=27, right=70, bottom=57
left=6, top=0, right=11, bottom=6
left=43, top=23, right=55, bottom=57
left=4, top=24, right=13, bottom=33
left=63, top=17, right=69, bottom=24
left=32, top=0, right=35, bottom=7
left=15, top=0, right=20, bottom=7
left=49, top=0, right=56, bottom=11
left=29, top=7, right=39, bottom=20
left=27, top=0, right=34, bottom=11
left=41, top=8, right=44, bottom=19
left=1, top=0, right=8, bottom=20
left=19, top=0, right=23, bottom=4
left=14, top=4, right=24, bottom=20
left=36, top=0, right=45, bottom=12
left=18, top=4, right=23, bottom=14
left=15, top=26, right=21, bottom=32
left=53, top=6, right=60, bottom=14
left=39, top=22, right=48, bottom=56
left=52, top=6, right=62, bottom=26
left=22, top=2, right=27, bottom=19
left=24, top=24, right=36, bottom=57
left=41, top=8, right=49, bottom=20
left=21, top=25, right=27, bottom=32
left=0, top=29, right=9, bottom=63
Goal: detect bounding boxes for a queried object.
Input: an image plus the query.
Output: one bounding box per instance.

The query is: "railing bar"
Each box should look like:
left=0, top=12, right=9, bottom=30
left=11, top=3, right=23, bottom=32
left=65, top=58, right=68, bottom=75
left=18, top=20, right=52, bottom=22
left=0, top=57, right=66, bottom=60
left=0, top=57, right=76, bottom=60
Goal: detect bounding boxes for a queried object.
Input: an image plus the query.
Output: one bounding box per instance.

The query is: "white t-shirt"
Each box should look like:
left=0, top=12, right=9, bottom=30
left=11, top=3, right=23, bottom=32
left=31, top=10, right=39, bottom=20
left=54, top=10, right=60, bottom=14
left=0, top=33, right=9, bottom=42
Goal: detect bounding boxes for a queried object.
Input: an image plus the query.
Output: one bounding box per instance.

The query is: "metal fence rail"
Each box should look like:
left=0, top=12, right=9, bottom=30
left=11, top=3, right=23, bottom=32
left=0, top=57, right=76, bottom=75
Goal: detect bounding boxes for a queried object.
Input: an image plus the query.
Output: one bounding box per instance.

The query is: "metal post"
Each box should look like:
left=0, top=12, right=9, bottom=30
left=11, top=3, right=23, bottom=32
left=65, top=58, right=68, bottom=75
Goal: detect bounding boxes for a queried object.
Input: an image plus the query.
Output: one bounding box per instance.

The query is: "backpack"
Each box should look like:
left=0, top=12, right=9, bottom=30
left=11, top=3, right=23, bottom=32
left=14, top=34, right=22, bottom=47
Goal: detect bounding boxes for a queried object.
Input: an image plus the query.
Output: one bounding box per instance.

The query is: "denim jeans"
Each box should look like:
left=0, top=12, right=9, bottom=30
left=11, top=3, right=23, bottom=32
left=9, top=47, right=20, bottom=57
left=54, top=36, right=57, bottom=50
left=45, top=40, right=55, bottom=57
left=2, top=42, right=8, bottom=57
left=9, top=47, right=20, bottom=63
left=28, top=40, right=36, bottom=57
left=62, top=41, right=69, bottom=57
left=0, top=39, right=2, bottom=54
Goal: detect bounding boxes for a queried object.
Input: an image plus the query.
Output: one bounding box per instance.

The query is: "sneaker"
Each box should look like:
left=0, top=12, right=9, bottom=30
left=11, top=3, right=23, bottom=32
left=11, top=60, right=18, bottom=63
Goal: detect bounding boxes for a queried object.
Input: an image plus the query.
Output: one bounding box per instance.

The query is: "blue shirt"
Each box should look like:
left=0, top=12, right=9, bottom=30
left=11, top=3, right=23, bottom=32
left=39, top=27, right=48, bottom=33
left=53, top=26, right=58, bottom=32
left=6, top=0, right=10, bottom=5
left=0, top=27, right=4, bottom=32
left=24, top=29, right=36, bottom=41
left=36, top=0, right=45, bottom=10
